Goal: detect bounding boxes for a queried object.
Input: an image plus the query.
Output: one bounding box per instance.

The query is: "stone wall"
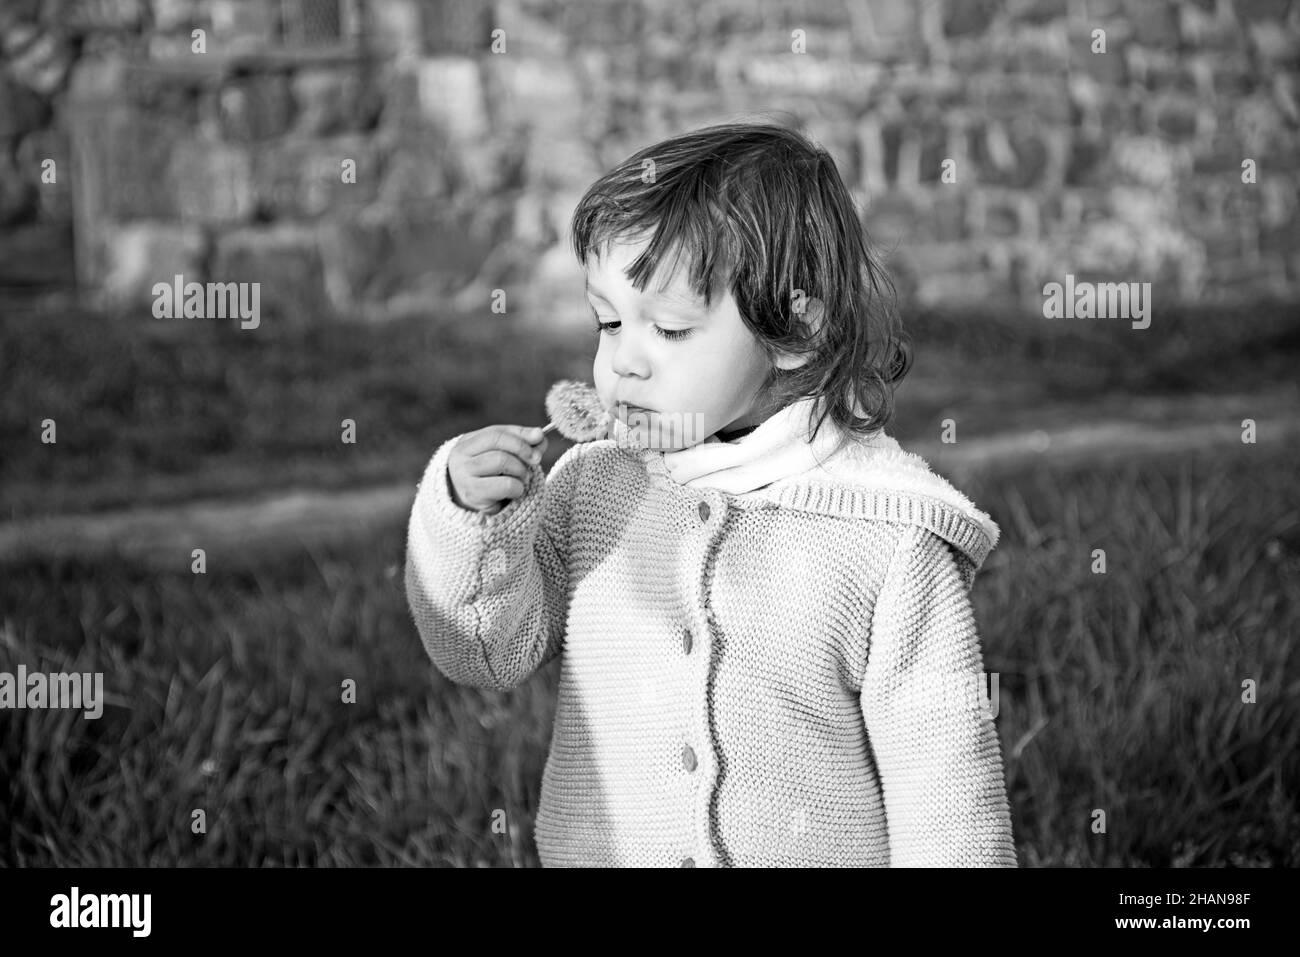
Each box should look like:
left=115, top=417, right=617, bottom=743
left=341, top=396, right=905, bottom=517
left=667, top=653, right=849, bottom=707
left=1, top=0, right=1297, bottom=324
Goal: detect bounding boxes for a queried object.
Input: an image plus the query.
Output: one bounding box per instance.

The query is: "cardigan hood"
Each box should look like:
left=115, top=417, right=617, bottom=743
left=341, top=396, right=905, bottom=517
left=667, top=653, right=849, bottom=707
left=610, top=396, right=1001, bottom=575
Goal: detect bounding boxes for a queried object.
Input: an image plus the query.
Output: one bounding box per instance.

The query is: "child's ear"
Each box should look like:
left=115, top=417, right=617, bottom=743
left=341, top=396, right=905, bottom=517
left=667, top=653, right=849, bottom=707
left=772, top=349, right=808, bottom=371
left=772, top=297, right=824, bottom=370
left=798, top=297, right=826, bottom=337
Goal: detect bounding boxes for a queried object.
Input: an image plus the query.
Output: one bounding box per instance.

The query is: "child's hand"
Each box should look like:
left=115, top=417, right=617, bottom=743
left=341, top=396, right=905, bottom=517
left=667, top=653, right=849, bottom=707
left=446, top=425, right=547, bottom=515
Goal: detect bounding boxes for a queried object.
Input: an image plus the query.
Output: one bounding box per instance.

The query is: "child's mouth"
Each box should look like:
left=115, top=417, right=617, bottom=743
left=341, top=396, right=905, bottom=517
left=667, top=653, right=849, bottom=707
left=616, top=403, right=656, bottom=421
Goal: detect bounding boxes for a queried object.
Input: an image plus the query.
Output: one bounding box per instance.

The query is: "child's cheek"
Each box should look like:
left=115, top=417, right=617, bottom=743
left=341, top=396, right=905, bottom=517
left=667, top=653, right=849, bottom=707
left=592, top=358, right=616, bottom=411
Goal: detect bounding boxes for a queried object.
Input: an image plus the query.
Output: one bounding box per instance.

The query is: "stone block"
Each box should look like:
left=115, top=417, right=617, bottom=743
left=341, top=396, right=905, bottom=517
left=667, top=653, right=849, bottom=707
left=251, top=136, right=384, bottom=218
left=488, top=0, right=567, bottom=57
left=1004, top=0, right=1067, bottom=25
left=511, top=190, right=549, bottom=246
left=146, top=33, right=201, bottom=59
left=518, top=239, right=589, bottom=331
left=292, top=67, right=384, bottom=135
left=210, top=0, right=282, bottom=51
left=1108, top=134, right=1192, bottom=188
left=857, top=118, right=888, bottom=194
left=924, top=192, right=969, bottom=243
left=98, top=221, right=207, bottom=309
left=0, top=222, right=73, bottom=287
left=211, top=226, right=333, bottom=322
left=122, top=62, right=202, bottom=124
left=414, top=56, right=488, bottom=140
left=0, top=0, right=40, bottom=23
left=543, top=188, right=585, bottom=247
left=281, top=0, right=342, bottom=47
left=914, top=120, right=953, bottom=187
left=520, top=131, right=602, bottom=192
left=862, top=193, right=920, bottom=246
left=1151, top=96, right=1200, bottom=139
left=1068, top=32, right=1128, bottom=86
left=977, top=196, right=1023, bottom=238
left=559, top=0, right=643, bottom=49
left=965, top=120, right=1051, bottom=188
left=365, top=0, right=423, bottom=57
left=318, top=205, right=492, bottom=309
left=854, top=0, right=922, bottom=59
left=0, top=76, right=50, bottom=137
left=1065, top=136, right=1107, bottom=186
left=377, top=138, right=453, bottom=205
left=1124, top=0, right=1180, bottom=48
left=914, top=269, right=1004, bottom=307
left=804, top=117, right=861, bottom=185
left=2, top=23, right=73, bottom=94
left=452, top=138, right=523, bottom=195
left=377, top=61, right=421, bottom=131
left=0, top=148, right=36, bottom=226
left=152, top=0, right=196, bottom=32
left=16, top=128, right=72, bottom=221
left=1235, top=0, right=1292, bottom=18
left=1247, top=19, right=1300, bottom=63
left=60, top=0, right=147, bottom=31
left=487, top=55, right=587, bottom=132
left=421, top=0, right=493, bottom=54
left=65, top=52, right=126, bottom=100
left=218, top=74, right=295, bottom=142
left=66, top=105, right=179, bottom=219
left=169, top=139, right=256, bottom=224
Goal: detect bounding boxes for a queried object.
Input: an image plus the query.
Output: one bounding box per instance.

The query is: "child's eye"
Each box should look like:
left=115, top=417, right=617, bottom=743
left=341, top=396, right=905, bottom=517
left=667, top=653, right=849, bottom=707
left=590, top=313, right=693, bottom=342
left=654, top=325, right=694, bottom=341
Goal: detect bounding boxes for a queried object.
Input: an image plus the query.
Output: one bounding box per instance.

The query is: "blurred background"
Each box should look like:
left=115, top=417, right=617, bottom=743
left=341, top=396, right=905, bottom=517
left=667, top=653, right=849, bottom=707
left=1, top=0, right=1297, bottom=866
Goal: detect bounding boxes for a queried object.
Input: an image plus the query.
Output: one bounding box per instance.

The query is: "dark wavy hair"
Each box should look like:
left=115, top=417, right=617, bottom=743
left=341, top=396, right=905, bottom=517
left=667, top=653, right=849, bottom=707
left=569, top=120, right=912, bottom=443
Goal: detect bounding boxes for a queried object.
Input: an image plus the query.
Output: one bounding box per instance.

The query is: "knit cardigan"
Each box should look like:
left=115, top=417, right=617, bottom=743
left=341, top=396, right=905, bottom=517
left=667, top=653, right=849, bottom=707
left=404, top=427, right=1018, bottom=868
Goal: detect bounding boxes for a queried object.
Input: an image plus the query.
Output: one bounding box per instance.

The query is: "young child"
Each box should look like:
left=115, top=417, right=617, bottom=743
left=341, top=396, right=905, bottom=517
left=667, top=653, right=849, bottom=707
left=404, top=122, right=1017, bottom=867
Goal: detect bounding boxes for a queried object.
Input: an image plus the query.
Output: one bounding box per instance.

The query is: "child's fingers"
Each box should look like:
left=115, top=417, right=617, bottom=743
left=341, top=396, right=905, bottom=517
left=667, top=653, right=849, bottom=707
left=462, top=427, right=541, bottom=463
left=495, top=426, right=546, bottom=464
left=475, top=475, right=525, bottom=502
left=467, top=449, right=531, bottom=482
left=507, top=424, right=546, bottom=444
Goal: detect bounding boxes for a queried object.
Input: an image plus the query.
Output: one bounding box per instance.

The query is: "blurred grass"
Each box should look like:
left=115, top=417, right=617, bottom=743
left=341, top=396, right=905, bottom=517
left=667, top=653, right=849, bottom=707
left=963, top=443, right=1300, bottom=867
left=2, top=442, right=1297, bottom=866
left=2, top=298, right=1297, bottom=519
left=887, top=298, right=1300, bottom=440
left=0, top=527, right=558, bottom=867
left=0, top=301, right=594, bottom=519
left=2, top=294, right=1296, bottom=865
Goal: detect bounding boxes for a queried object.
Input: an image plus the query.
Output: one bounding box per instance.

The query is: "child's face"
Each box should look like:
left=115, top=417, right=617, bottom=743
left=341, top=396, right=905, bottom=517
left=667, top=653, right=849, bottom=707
left=586, top=237, right=777, bottom=450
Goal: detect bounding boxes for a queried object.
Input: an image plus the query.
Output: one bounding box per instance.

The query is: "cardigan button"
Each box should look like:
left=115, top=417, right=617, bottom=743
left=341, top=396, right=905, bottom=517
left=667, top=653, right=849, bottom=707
left=682, top=628, right=693, bottom=655
left=698, top=501, right=710, bottom=522
left=680, top=857, right=695, bottom=868
left=682, top=744, right=697, bottom=771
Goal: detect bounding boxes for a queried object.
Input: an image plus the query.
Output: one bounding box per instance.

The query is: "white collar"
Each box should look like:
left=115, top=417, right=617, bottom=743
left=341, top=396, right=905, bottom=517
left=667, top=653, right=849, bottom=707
left=609, top=396, right=1000, bottom=552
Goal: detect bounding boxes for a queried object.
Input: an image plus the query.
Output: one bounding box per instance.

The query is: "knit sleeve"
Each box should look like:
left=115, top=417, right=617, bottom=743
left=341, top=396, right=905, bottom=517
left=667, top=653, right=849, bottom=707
left=403, top=434, right=584, bottom=692
left=860, top=524, right=1017, bottom=867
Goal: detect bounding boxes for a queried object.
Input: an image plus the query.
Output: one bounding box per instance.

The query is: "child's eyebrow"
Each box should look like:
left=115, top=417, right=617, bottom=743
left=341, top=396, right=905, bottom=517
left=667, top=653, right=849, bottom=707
left=585, top=277, right=702, bottom=309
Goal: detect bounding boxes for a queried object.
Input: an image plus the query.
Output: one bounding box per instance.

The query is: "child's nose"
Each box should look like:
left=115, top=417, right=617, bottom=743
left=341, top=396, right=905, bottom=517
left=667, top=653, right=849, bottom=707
left=611, top=332, right=650, bottom=379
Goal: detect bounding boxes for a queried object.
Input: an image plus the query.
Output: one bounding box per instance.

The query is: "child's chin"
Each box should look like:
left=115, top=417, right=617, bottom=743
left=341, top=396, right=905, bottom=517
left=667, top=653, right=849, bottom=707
left=617, top=415, right=705, bottom=451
